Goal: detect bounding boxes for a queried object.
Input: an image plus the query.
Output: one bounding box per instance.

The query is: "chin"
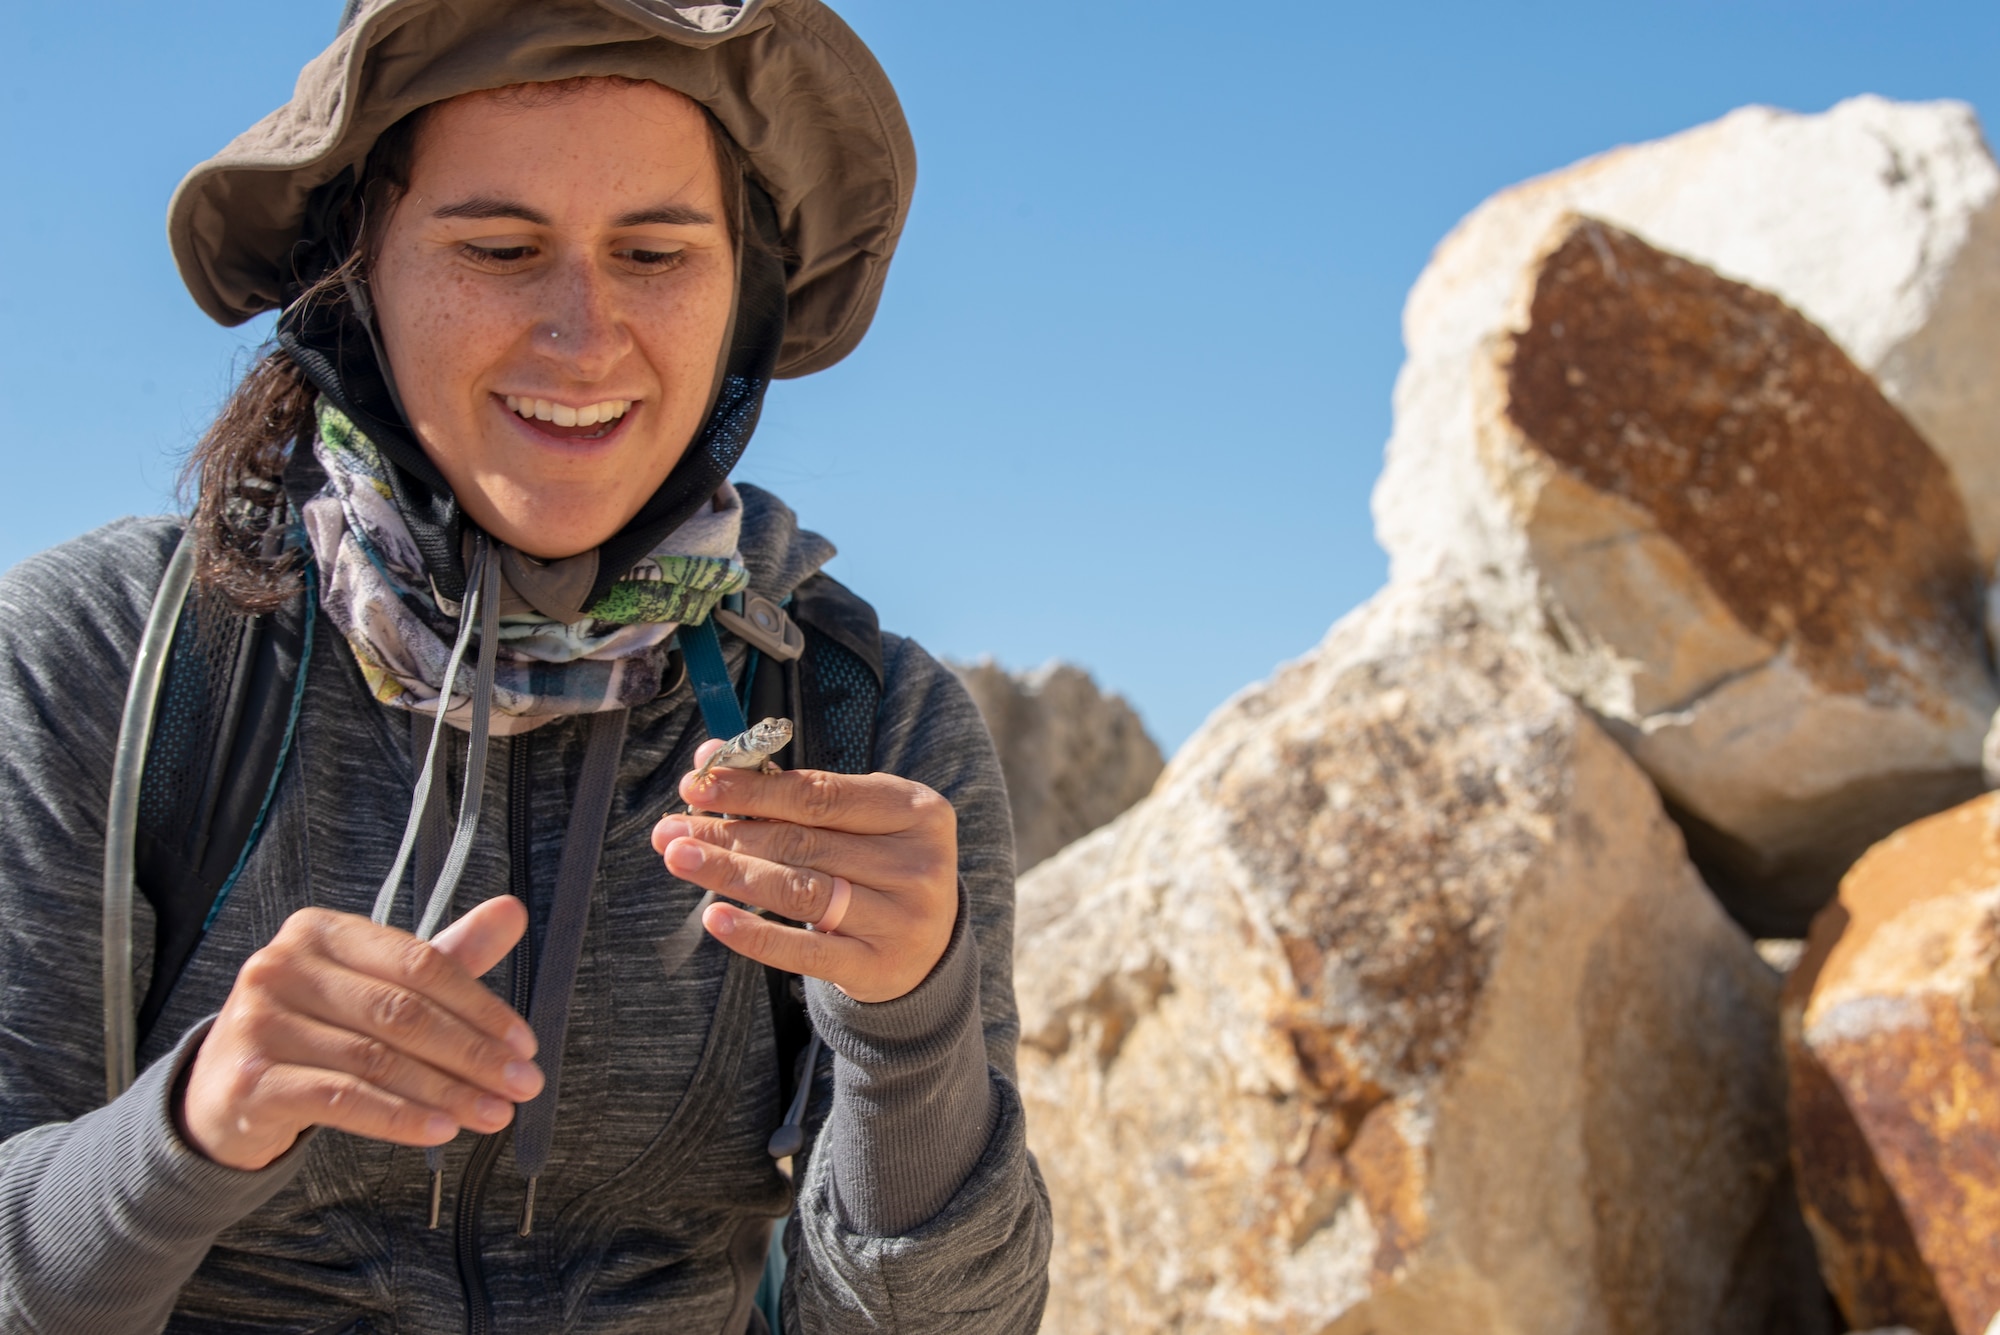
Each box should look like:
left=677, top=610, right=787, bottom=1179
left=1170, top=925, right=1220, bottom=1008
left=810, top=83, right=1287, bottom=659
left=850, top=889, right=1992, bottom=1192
left=472, top=497, right=634, bottom=560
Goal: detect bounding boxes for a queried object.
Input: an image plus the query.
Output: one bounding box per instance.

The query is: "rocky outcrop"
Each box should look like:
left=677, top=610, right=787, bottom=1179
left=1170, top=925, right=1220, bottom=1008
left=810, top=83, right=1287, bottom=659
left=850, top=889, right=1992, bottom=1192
left=1377, top=96, right=2000, bottom=573
left=1381, top=211, right=1994, bottom=935
left=1016, top=586, right=1820, bottom=1335
left=1785, top=793, right=2000, bottom=1335
left=949, top=659, right=1164, bottom=870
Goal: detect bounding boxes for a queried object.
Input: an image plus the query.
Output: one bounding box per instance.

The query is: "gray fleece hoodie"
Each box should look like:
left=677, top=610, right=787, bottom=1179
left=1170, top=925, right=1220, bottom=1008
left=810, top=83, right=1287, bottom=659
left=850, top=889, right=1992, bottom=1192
left=0, top=485, right=1050, bottom=1333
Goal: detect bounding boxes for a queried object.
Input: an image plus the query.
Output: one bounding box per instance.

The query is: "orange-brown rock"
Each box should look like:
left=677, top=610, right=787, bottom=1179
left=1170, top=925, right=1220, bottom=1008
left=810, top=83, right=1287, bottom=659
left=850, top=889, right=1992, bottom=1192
left=1786, top=793, right=2000, bottom=1334
left=1016, top=585, right=1823, bottom=1334
left=1446, top=216, right=1993, bottom=935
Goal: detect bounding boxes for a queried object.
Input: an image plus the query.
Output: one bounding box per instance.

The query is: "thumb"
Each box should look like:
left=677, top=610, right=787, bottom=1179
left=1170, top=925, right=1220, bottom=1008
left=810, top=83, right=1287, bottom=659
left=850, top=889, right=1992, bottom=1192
left=431, top=894, right=527, bottom=980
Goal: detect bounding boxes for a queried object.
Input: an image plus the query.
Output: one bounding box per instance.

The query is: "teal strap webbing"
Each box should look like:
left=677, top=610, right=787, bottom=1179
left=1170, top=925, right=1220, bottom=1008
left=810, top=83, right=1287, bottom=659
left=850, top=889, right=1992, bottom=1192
left=678, top=617, right=748, bottom=741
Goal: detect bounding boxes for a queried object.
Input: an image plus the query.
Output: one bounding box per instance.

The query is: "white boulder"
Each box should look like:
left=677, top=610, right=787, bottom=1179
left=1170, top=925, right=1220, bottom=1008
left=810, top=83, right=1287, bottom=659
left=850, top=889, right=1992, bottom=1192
left=1017, top=585, right=1815, bottom=1334
left=1374, top=198, right=1995, bottom=934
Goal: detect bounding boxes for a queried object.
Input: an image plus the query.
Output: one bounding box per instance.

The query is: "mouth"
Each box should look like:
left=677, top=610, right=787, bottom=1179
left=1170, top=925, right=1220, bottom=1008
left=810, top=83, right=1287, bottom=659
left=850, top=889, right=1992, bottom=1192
left=499, top=394, right=635, bottom=442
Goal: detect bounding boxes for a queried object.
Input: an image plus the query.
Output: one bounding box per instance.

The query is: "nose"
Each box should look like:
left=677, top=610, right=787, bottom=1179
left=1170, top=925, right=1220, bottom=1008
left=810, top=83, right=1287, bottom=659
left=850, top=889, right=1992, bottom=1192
left=530, top=257, right=632, bottom=380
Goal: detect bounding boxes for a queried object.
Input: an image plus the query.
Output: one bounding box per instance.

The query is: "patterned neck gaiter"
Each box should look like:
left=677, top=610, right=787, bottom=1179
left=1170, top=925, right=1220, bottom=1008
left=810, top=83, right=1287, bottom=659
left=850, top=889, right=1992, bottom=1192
left=301, top=403, right=748, bottom=735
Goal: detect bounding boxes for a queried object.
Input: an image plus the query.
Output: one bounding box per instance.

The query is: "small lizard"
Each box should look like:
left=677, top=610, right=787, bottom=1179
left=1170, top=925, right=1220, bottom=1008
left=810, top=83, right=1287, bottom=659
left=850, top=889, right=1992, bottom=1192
left=659, top=716, right=797, bottom=973
left=693, top=716, right=794, bottom=781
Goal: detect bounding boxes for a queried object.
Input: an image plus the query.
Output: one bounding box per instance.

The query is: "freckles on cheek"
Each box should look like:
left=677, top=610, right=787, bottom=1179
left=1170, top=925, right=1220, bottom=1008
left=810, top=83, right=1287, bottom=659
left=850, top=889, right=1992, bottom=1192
left=403, top=272, right=511, bottom=403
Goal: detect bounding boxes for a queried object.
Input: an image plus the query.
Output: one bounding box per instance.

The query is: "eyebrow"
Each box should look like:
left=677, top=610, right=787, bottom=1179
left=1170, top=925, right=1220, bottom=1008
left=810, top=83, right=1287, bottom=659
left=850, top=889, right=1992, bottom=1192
left=431, top=197, right=716, bottom=228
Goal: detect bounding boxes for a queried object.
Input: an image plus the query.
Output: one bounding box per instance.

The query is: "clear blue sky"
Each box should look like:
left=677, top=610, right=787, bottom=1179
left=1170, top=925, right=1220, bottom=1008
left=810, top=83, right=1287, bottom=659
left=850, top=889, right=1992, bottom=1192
left=3, top=1, right=1996, bottom=750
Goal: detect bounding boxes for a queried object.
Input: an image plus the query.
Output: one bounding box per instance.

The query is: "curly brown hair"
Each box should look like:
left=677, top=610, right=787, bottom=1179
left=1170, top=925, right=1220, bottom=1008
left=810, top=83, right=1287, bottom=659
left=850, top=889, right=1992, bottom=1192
left=178, top=105, right=429, bottom=614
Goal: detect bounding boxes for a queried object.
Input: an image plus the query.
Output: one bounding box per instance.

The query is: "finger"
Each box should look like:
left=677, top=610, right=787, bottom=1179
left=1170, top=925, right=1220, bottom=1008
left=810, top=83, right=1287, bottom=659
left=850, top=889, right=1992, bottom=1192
left=258, top=950, right=542, bottom=1102
left=703, top=900, right=869, bottom=985
left=678, top=766, right=955, bottom=838
left=431, top=894, right=528, bottom=981
left=652, top=739, right=734, bottom=850
left=656, top=814, right=924, bottom=892
left=301, top=911, right=537, bottom=1059
left=664, top=838, right=857, bottom=927
left=255, top=1008, right=524, bottom=1135
left=250, top=1060, right=466, bottom=1148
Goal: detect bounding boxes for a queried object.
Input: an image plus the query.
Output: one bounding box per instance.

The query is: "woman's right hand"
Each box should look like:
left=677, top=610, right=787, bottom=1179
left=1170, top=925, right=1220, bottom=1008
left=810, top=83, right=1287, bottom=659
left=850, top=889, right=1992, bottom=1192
left=177, top=896, right=544, bottom=1171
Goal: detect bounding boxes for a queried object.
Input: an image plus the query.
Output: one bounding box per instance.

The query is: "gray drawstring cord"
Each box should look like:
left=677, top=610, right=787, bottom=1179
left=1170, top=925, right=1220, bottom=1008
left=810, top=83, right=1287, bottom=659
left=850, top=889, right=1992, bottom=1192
left=102, top=530, right=198, bottom=1101
left=414, top=546, right=500, bottom=941
left=409, top=713, right=454, bottom=924
left=370, top=538, right=498, bottom=938
left=513, top=706, right=630, bottom=1235
left=368, top=537, right=496, bottom=1224
left=406, top=712, right=457, bottom=1226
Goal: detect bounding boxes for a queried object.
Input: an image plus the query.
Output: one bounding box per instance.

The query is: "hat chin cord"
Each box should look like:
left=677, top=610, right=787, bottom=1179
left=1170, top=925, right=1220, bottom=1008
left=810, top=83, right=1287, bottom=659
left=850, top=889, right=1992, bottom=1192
left=341, top=266, right=415, bottom=429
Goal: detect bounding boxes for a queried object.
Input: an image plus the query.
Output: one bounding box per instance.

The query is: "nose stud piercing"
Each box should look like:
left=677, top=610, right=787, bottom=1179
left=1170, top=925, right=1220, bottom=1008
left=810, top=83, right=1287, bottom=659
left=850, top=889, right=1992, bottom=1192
left=537, top=324, right=563, bottom=343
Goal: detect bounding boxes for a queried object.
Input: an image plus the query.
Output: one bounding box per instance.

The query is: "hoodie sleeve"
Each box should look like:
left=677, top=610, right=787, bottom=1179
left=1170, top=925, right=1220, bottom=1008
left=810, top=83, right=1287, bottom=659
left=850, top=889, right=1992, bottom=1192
left=0, top=519, right=308, bottom=1334
left=783, top=633, right=1052, bottom=1333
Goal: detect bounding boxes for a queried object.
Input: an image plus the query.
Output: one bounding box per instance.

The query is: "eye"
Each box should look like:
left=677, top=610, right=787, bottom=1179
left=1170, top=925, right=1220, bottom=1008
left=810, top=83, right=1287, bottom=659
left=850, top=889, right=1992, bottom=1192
left=459, top=242, right=537, bottom=269
left=617, top=246, right=688, bottom=273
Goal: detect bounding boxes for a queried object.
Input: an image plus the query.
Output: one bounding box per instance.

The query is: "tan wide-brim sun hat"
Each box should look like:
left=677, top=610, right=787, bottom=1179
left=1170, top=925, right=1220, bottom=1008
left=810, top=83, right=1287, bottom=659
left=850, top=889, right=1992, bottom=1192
left=167, top=0, right=914, bottom=378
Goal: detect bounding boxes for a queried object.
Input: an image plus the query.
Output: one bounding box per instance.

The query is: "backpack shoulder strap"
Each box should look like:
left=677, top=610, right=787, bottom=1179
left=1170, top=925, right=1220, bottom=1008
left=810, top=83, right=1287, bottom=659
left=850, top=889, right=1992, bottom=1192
left=102, top=531, right=197, bottom=1099
left=107, top=535, right=313, bottom=1086
left=734, top=574, right=884, bottom=1138
left=788, top=572, right=883, bottom=685
left=781, top=573, right=884, bottom=778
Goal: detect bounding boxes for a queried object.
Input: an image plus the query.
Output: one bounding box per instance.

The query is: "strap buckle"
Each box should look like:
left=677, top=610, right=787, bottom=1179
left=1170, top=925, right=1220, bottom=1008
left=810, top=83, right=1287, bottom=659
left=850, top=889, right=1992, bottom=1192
left=714, top=594, right=805, bottom=663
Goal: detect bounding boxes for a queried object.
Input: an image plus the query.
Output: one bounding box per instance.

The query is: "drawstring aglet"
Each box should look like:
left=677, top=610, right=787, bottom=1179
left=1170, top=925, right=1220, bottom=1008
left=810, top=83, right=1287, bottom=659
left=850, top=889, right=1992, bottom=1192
left=519, top=1177, right=539, bottom=1237
left=428, top=1169, right=444, bottom=1230
left=767, top=1029, right=823, bottom=1160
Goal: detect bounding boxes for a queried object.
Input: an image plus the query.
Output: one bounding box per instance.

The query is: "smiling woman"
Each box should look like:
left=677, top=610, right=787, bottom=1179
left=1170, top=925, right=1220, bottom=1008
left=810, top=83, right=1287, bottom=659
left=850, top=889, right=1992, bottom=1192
left=370, top=82, right=738, bottom=558
left=0, top=2, right=1050, bottom=1332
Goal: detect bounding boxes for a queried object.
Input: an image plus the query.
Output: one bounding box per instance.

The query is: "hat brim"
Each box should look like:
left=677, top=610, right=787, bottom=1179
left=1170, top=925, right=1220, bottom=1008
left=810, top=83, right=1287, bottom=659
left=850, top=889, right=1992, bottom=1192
left=166, top=0, right=914, bottom=378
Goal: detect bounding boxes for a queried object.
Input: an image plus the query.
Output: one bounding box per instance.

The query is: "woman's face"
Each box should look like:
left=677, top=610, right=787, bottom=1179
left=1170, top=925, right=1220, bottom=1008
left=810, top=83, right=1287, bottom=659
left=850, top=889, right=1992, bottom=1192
left=371, top=81, right=736, bottom=560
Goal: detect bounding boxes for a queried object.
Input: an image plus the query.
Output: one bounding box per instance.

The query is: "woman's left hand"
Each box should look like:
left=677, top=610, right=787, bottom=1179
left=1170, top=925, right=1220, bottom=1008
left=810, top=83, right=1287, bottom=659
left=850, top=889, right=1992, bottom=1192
left=649, top=741, right=958, bottom=1003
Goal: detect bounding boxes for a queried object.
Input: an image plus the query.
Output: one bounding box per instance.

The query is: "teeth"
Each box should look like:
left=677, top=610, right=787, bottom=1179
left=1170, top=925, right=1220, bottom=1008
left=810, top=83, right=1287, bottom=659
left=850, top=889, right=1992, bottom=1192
left=505, top=396, right=631, bottom=426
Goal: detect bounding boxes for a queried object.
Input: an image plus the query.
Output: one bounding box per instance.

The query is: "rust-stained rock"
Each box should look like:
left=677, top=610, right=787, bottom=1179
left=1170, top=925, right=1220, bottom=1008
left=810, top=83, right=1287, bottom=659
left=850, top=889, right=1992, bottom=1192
left=949, top=658, right=1164, bottom=870
left=1016, top=584, right=1819, bottom=1334
left=1376, top=96, right=2000, bottom=573
left=1421, top=215, right=1993, bottom=935
left=1786, top=793, right=2000, bottom=1335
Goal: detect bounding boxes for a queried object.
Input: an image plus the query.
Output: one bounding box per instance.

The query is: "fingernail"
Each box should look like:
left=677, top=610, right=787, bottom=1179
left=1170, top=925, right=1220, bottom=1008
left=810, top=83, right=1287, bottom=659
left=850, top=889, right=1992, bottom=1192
left=474, top=1094, right=510, bottom=1124
left=424, top=1112, right=456, bottom=1140
left=709, top=906, right=736, bottom=938
left=656, top=817, right=691, bottom=842
left=506, top=1024, right=537, bottom=1059
left=666, top=840, right=704, bottom=874
left=505, top=1060, right=543, bottom=1098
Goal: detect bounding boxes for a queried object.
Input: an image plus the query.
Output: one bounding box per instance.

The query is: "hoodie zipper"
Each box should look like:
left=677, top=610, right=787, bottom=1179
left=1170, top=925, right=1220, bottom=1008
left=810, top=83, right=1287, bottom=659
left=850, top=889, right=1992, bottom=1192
left=455, top=733, right=535, bottom=1335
